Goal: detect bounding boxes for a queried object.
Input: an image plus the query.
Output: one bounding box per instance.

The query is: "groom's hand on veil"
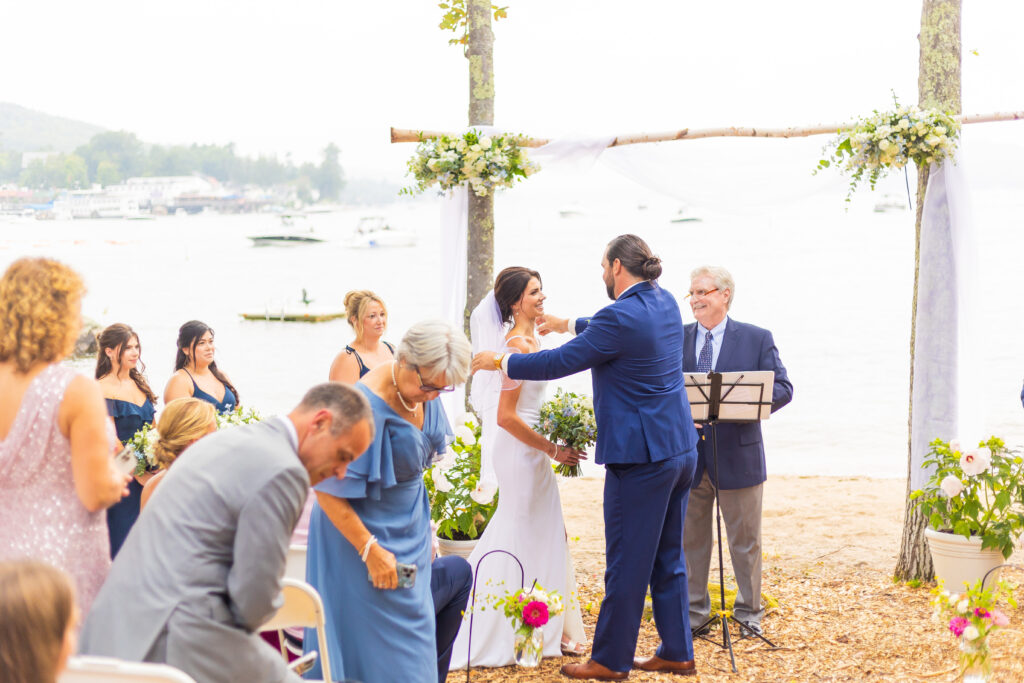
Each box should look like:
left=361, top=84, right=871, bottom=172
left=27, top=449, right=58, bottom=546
left=537, top=315, right=569, bottom=336
left=471, top=351, right=498, bottom=374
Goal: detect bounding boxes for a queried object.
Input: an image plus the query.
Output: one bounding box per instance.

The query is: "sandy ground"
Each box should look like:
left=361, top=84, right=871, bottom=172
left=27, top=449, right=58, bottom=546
left=447, top=475, right=1024, bottom=682
left=560, top=475, right=908, bottom=580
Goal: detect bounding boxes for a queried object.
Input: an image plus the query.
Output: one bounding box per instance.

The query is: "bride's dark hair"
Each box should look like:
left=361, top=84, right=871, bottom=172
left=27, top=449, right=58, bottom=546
left=493, top=267, right=542, bottom=325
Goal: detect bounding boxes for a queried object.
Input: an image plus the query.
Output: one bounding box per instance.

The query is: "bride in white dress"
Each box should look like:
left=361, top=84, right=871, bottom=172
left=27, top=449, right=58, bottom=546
left=450, top=267, right=588, bottom=669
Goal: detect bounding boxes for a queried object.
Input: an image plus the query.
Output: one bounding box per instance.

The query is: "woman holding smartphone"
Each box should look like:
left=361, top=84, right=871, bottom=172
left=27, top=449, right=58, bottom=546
left=303, top=320, right=470, bottom=683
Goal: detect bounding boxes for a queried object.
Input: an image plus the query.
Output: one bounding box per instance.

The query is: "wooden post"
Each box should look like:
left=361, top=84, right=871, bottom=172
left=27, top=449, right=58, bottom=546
left=465, top=0, right=495, bottom=338
left=895, top=0, right=962, bottom=583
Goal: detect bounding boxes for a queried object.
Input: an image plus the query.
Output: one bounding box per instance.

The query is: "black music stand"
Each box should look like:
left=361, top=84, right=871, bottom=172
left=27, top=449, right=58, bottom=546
left=684, top=370, right=777, bottom=672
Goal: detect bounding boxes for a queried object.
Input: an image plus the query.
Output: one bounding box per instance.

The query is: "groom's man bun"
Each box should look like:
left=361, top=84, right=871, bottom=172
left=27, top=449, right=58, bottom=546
left=606, top=234, right=663, bottom=281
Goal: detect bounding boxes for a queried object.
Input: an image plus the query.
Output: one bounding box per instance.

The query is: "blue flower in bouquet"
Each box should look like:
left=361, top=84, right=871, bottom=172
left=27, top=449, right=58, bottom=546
left=535, top=389, right=597, bottom=478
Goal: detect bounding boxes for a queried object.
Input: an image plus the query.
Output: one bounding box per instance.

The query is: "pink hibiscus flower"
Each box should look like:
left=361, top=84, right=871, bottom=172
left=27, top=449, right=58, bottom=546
left=522, top=600, right=550, bottom=628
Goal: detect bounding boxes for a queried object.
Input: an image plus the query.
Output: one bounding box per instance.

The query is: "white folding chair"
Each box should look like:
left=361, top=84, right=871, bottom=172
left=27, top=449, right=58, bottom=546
left=285, top=543, right=307, bottom=581
left=60, top=656, right=197, bottom=683
left=260, top=577, right=333, bottom=681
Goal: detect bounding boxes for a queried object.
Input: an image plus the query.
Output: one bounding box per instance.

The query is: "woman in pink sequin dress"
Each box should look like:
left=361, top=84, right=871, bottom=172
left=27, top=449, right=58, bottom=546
left=0, top=258, right=130, bottom=616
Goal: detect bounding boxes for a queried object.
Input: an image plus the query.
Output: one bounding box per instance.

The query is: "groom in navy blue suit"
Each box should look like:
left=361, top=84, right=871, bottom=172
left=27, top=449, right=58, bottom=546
left=472, top=235, right=699, bottom=680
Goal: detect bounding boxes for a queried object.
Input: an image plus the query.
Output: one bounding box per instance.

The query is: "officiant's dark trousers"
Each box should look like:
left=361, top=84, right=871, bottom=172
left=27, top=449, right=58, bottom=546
left=592, top=449, right=697, bottom=672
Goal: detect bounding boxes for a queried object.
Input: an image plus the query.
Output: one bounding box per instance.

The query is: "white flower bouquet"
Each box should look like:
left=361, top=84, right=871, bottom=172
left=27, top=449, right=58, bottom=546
left=401, top=129, right=539, bottom=198
left=424, top=413, right=499, bottom=540
left=817, top=104, right=960, bottom=201
left=215, top=405, right=262, bottom=430
left=126, top=423, right=159, bottom=476
left=534, top=389, right=596, bottom=477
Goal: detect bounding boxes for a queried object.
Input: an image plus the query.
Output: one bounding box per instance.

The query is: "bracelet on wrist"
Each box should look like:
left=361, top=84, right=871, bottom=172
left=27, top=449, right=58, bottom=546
left=360, top=536, right=376, bottom=565
left=493, top=352, right=505, bottom=371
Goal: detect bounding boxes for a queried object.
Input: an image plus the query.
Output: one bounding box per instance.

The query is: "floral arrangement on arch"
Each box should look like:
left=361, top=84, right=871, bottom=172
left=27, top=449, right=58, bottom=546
left=911, top=437, right=1024, bottom=559
left=817, top=104, right=959, bottom=200
left=932, top=577, right=1016, bottom=679
left=424, top=413, right=499, bottom=541
left=534, top=388, right=596, bottom=477
left=215, top=405, right=262, bottom=430
left=126, top=423, right=159, bottom=476
left=401, top=129, right=539, bottom=198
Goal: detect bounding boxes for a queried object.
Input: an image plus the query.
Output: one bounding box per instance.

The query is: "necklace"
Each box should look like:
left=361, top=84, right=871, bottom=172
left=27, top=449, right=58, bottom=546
left=390, top=361, right=417, bottom=413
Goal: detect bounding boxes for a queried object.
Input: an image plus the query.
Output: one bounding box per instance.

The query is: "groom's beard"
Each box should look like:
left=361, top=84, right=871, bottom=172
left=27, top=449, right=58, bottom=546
left=605, top=277, right=615, bottom=300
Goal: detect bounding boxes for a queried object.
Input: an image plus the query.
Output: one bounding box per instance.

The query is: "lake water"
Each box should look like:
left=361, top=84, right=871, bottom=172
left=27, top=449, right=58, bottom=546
left=2, top=164, right=1021, bottom=479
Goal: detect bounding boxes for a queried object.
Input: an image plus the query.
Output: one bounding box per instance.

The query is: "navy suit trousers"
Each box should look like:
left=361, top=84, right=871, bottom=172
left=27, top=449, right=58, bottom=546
left=592, top=449, right=697, bottom=671
left=431, top=555, right=472, bottom=682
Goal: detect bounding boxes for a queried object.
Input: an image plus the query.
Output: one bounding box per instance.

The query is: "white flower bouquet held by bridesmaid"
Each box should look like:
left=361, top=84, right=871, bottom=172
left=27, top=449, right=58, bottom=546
left=126, top=424, right=159, bottom=476
left=214, top=405, right=262, bottom=429
left=534, top=389, right=596, bottom=477
left=424, top=414, right=499, bottom=540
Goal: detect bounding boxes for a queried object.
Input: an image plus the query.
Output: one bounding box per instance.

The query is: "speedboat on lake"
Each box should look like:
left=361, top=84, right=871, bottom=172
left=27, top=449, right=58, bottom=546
left=343, top=216, right=416, bottom=248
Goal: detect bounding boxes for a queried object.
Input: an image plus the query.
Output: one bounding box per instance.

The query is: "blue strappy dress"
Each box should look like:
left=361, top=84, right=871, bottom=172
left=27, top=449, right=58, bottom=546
left=303, top=384, right=451, bottom=683
left=104, top=397, right=155, bottom=558
left=184, top=370, right=236, bottom=413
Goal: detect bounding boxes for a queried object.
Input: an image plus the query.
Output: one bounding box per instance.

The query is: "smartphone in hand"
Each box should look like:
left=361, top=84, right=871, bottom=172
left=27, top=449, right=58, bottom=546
left=396, top=562, right=417, bottom=589
left=112, top=447, right=137, bottom=478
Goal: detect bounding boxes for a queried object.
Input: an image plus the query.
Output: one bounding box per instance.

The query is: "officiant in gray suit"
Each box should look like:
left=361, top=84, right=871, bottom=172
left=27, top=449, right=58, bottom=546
left=80, top=383, right=374, bottom=683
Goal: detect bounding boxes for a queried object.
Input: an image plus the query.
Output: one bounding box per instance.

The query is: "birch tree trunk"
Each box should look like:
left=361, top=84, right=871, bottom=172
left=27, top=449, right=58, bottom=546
left=895, top=0, right=962, bottom=582
left=465, top=0, right=495, bottom=335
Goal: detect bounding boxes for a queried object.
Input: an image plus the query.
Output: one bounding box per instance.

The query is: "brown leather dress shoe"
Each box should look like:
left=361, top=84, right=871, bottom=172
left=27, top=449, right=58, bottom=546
left=632, top=654, right=697, bottom=675
left=560, top=658, right=629, bottom=680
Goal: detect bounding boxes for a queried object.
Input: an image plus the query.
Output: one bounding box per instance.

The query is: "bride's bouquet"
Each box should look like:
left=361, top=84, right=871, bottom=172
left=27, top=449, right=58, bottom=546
left=535, top=389, right=597, bottom=477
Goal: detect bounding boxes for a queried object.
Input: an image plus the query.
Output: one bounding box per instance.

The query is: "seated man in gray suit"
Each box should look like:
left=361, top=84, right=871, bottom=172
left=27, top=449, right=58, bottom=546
left=81, top=383, right=374, bottom=683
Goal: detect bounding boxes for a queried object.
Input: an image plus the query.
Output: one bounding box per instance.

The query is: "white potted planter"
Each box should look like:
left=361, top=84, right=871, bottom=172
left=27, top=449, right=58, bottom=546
left=925, top=528, right=1005, bottom=590
left=437, top=536, right=478, bottom=559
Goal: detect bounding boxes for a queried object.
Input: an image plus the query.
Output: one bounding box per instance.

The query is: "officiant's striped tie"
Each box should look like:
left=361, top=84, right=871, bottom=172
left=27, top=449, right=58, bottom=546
left=697, top=330, right=714, bottom=373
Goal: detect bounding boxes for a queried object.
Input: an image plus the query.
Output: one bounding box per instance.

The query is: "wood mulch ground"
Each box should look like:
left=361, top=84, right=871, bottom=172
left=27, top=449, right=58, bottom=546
left=445, top=476, right=1024, bottom=682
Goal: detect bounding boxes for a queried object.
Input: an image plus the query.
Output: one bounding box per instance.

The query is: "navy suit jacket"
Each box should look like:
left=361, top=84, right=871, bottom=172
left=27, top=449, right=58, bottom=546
left=683, top=318, right=793, bottom=489
left=507, top=281, right=698, bottom=466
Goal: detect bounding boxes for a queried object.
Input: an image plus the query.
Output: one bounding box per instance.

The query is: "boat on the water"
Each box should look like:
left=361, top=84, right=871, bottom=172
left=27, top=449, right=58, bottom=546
left=669, top=207, right=702, bottom=223
left=240, top=311, right=345, bottom=322
left=344, top=216, right=416, bottom=248
left=248, top=235, right=325, bottom=246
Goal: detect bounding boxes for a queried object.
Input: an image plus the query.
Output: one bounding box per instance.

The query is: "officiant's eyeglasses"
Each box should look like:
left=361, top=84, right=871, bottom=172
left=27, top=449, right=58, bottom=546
left=685, top=288, right=719, bottom=299
left=413, top=366, right=456, bottom=393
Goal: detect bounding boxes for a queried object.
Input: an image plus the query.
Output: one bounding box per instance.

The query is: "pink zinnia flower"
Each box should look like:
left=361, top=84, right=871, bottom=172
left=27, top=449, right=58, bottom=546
left=522, top=600, right=550, bottom=628
left=990, top=610, right=1010, bottom=627
left=949, top=616, right=970, bottom=637
left=974, top=607, right=990, bottom=619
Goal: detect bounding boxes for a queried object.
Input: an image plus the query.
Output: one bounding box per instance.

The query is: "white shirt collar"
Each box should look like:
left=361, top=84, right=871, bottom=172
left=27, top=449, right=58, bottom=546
left=697, top=316, right=729, bottom=337
left=616, top=280, right=648, bottom=299
left=277, top=415, right=299, bottom=452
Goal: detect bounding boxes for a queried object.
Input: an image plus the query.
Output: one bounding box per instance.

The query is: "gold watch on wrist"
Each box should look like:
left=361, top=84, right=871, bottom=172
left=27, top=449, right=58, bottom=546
left=493, top=352, right=505, bottom=371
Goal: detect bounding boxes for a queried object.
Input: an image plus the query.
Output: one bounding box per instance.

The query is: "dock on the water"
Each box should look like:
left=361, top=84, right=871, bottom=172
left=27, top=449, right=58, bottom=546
left=240, top=312, right=346, bottom=323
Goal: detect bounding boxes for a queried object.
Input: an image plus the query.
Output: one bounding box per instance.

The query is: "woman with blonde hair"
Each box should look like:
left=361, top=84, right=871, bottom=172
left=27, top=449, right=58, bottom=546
left=0, top=258, right=129, bottom=615
left=0, top=560, right=78, bottom=683
left=329, top=290, right=394, bottom=383
left=140, top=398, right=217, bottom=510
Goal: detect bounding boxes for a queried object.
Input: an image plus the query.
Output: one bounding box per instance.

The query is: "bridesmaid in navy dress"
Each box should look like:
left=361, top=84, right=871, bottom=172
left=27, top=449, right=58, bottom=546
left=95, top=324, right=158, bottom=558
left=163, top=321, right=239, bottom=414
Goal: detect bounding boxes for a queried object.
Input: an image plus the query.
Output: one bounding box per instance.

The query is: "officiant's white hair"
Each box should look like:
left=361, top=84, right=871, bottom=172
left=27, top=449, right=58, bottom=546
left=396, top=319, right=472, bottom=386
left=690, top=265, right=735, bottom=309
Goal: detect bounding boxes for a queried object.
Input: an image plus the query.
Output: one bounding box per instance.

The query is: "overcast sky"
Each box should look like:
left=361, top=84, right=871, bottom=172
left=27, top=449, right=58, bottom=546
left=4, top=1, right=1022, bottom=180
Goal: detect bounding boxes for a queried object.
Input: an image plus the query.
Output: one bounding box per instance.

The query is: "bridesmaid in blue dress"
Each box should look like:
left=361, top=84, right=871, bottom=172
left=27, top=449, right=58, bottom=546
left=95, top=324, right=158, bottom=558
left=329, top=290, right=395, bottom=384
left=163, top=320, right=238, bottom=414
left=303, top=320, right=472, bottom=683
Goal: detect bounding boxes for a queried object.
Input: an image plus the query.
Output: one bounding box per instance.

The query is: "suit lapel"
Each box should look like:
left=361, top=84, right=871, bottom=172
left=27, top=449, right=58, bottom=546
left=683, top=324, right=696, bottom=371
left=715, top=318, right=740, bottom=372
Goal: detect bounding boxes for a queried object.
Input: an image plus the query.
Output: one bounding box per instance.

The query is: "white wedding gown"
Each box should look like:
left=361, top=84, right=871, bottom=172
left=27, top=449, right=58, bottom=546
left=449, top=376, right=587, bottom=669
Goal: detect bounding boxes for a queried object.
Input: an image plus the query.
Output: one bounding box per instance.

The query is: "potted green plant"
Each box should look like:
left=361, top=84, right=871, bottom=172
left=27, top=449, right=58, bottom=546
left=424, top=414, right=499, bottom=558
left=912, top=436, right=1024, bottom=589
